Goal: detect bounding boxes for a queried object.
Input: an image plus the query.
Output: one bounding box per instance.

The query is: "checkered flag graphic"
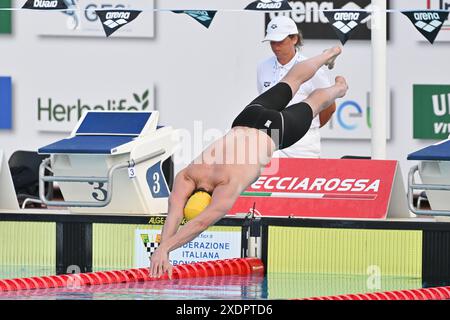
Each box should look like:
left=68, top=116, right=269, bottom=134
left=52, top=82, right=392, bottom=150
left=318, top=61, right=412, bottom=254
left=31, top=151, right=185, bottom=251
left=141, top=233, right=161, bottom=257
left=145, top=242, right=160, bottom=256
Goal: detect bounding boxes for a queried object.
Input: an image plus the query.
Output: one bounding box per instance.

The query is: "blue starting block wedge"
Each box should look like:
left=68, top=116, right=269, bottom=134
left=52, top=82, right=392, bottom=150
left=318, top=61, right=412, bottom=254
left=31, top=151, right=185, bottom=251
left=38, top=111, right=179, bottom=215
left=407, top=139, right=450, bottom=217
left=407, top=139, right=450, bottom=161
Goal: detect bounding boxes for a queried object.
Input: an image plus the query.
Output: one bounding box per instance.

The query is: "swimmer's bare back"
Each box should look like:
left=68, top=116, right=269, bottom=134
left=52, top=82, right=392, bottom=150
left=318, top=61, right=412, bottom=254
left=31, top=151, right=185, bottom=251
left=184, top=126, right=276, bottom=194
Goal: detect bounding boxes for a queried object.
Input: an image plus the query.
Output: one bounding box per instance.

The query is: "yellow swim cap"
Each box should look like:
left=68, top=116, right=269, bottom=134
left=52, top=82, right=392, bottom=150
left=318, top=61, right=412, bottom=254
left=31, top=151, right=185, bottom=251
left=184, top=190, right=212, bottom=221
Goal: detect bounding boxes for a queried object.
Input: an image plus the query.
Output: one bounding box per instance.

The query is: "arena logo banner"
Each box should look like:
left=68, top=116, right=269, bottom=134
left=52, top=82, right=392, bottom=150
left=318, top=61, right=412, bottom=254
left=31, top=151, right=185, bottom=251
left=413, top=84, right=450, bottom=139
left=245, top=0, right=292, bottom=11
left=22, top=0, right=68, bottom=10
left=229, top=158, right=409, bottom=220
left=323, top=10, right=370, bottom=45
left=171, top=10, right=217, bottom=29
left=402, top=10, right=449, bottom=44
left=266, top=0, right=390, bottom=40
left=95, top=9, right=141, bottom=37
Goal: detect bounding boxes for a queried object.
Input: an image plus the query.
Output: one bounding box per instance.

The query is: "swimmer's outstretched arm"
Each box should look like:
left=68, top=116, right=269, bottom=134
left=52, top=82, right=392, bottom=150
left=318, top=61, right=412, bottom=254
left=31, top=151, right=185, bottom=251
left=150, top=183, right=242, bottom=278
left=160, top=170, right=196, bottom=243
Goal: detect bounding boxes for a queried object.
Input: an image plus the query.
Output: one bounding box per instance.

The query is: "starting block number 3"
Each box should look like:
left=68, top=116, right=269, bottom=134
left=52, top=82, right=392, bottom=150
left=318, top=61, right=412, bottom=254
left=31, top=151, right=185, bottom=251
left=147, top=162, right=169, bottom=198
left=128, top=166, right=136, bottom=178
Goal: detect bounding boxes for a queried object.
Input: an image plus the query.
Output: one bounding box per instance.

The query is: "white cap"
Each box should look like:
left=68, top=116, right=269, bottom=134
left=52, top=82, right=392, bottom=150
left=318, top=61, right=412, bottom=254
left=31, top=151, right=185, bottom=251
left=263, top=16, right=298, bottom=42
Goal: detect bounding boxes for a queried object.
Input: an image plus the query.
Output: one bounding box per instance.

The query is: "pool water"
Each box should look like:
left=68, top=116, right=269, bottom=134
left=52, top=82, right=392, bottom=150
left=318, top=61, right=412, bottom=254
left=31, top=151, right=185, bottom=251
left=0, top=266, right=426, bottom=300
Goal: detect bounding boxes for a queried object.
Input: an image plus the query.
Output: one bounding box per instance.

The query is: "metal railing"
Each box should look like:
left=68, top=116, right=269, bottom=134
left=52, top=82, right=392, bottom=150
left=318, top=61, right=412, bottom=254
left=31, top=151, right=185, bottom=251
left=39, top=149, right=165, bottom=208
left=408, top=165, right=450, bottom=216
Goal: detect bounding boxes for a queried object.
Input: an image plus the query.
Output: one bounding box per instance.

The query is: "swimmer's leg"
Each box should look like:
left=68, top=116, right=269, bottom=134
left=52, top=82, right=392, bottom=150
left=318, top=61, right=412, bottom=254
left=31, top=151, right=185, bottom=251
left=302, top=76, right=348, bottom=117
left=278, top=76, right=348, bottom=149
left=280, top=46, right=342, bottom=100
left=244, top=47, right=342, bottom=113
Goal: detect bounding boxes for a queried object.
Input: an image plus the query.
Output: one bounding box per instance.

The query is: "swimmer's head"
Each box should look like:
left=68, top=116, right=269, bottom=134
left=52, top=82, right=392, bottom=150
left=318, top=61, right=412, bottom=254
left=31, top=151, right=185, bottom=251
left=183, top=189, right=212, bottom=221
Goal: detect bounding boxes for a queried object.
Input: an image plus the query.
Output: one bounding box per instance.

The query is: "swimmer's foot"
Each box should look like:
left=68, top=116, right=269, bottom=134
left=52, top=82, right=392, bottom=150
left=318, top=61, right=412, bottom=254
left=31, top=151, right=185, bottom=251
left=334, top=76, right=348, bottom=98
left=323, top=46, right=342, bottom=70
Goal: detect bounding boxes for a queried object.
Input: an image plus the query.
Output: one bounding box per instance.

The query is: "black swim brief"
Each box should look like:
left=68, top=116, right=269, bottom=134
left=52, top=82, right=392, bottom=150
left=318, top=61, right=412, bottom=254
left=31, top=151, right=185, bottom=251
left=231, top=82, right=313, bottom=150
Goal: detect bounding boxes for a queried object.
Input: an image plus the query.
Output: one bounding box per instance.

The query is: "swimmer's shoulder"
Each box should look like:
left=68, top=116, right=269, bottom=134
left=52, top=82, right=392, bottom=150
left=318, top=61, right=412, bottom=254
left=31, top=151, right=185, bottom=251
left=177, top=167, right=195, bottom=182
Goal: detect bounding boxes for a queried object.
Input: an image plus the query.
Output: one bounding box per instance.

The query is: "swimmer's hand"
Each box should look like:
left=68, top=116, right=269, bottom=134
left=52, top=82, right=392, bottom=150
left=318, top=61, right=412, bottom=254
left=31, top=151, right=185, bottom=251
left=149, top=247, right=173, bottom=279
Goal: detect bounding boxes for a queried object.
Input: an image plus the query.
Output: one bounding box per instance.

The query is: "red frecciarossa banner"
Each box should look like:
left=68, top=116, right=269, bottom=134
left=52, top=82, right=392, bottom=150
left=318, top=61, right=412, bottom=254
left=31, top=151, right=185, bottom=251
left=229, top=158, right=402, bottom=219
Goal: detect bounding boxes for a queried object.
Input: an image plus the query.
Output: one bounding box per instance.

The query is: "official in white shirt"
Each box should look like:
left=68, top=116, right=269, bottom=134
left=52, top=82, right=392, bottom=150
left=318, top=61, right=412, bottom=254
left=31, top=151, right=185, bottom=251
left=257, top=16, right=336, bottom=158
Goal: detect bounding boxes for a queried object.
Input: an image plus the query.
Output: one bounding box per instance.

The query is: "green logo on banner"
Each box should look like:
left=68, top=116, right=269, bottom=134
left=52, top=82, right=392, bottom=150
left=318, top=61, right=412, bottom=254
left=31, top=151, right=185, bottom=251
left=413, top=84, right=450, bottom=139
left=0, top=0, right=12, bottom=34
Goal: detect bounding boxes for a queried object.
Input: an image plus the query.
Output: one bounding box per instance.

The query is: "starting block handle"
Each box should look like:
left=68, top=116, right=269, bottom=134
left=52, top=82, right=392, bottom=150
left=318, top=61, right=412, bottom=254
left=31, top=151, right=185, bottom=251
left=408, top=165, right=450, bottom=217
left=39, top=149, right=166, bottom=208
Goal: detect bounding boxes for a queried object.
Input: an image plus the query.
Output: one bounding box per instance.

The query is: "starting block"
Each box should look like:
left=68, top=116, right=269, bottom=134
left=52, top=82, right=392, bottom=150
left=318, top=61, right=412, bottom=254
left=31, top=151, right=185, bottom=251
left=38, top=111, right=179, bottom=215
left=0, top=149, right=19, bottom=211
left=407, top=139, right=450, bottom=216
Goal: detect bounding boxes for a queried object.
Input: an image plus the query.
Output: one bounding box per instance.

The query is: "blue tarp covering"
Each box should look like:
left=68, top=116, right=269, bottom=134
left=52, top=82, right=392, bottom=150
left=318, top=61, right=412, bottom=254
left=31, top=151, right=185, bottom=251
left=76, top=112, right=152, bottom=135
left=407, top=140, right=450, bottom=161
left=39, top=135, right=135, bottom=154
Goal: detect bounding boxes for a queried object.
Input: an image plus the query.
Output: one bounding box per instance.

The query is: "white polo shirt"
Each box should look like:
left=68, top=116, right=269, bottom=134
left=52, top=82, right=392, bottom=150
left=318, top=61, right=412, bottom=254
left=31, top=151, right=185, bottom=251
left=257, top=51, right=332, bottom=158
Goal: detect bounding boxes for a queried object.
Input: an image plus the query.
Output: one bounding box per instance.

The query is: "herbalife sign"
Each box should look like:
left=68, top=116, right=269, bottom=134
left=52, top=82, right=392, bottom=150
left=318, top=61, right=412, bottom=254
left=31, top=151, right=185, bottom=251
left=413, top=84, right=450, bottom=139
left=36, top=87, right=154, bottom=132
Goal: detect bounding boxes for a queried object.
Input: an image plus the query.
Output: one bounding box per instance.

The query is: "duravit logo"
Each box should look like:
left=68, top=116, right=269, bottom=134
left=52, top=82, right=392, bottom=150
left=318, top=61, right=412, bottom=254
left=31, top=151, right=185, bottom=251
left=22, top=0, right=68, bottom=9
left=257, top=0, right=285, bottom=9
left=33, top=0, right=58, bottom=8
left=0, top=77, right=12, bottom=130
left=37, top=89, right=151, bottom=123
left=246, top=0, right=291, bottom=11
